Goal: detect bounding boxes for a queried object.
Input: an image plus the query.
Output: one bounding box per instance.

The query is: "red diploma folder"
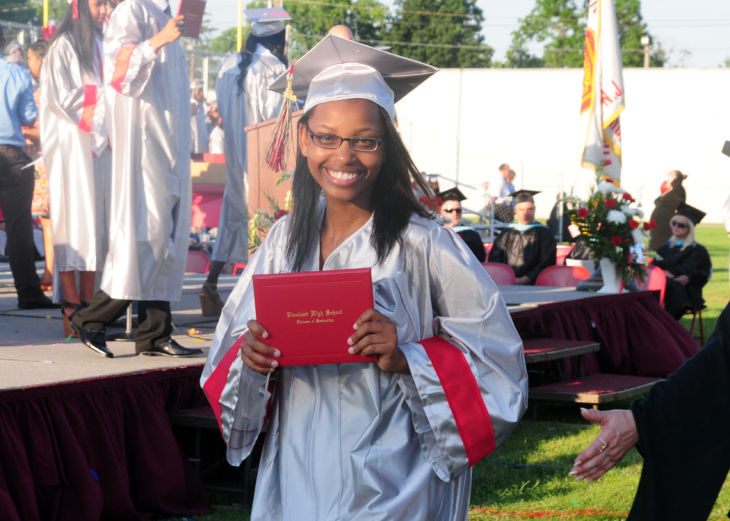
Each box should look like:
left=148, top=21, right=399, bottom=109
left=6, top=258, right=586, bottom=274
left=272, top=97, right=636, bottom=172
left=176, top=0, right=206, bottom=38
left=252, top=268, right=377, bottom=366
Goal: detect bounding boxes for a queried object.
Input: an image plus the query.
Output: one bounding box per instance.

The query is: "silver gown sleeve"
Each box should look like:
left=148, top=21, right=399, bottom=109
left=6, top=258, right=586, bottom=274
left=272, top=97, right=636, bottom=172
left=104, top=1, right=159, bottom=98
left=201, top=217, right=290, bottom=466
left=394, top=224, right=528, bottom=481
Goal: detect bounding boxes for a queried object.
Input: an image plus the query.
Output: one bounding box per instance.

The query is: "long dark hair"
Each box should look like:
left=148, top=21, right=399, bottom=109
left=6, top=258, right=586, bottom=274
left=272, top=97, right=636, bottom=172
left=286, top=105, right=432, bottom=271
left=236, top=29, right=287, bottom=94
left=51, top=0, right=100, bottom=74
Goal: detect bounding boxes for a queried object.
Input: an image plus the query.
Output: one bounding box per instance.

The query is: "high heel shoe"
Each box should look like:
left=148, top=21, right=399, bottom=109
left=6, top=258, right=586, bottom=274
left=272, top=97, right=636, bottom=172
left=62, top=301, right=83, bottom=339
left=199, top=282, right=224, bottom=316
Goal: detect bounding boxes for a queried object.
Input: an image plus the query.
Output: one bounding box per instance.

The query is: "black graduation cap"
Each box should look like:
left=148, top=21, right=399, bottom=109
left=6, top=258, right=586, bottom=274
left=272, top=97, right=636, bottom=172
left=437, top=187, right=467, bottom=202
left=511, top=189, right=540, bottom=204
left=675, top=203, right=706, bottom=225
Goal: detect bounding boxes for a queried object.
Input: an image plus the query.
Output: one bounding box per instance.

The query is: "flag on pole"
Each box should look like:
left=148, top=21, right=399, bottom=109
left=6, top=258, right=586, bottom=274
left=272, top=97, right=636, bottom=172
left=580, top=0, right=625, bottom=182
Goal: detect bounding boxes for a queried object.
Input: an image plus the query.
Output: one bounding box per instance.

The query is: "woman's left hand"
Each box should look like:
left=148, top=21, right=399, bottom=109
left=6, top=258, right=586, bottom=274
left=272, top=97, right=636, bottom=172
left=348, top=309, right=408, bottom=374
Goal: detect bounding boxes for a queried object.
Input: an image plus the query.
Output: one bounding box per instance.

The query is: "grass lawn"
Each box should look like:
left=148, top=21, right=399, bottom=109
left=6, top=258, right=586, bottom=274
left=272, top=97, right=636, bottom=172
left=172, top=225, right=729, bottom=521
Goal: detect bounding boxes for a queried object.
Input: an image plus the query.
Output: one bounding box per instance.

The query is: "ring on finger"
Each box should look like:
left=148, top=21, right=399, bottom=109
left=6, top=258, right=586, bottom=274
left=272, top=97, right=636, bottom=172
left=599, top=437, right=608, bottom=454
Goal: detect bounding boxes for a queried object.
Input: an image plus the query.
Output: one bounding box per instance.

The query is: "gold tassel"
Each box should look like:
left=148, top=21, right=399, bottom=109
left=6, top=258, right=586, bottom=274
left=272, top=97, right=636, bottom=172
left=265, top=64, right=297, bottom=172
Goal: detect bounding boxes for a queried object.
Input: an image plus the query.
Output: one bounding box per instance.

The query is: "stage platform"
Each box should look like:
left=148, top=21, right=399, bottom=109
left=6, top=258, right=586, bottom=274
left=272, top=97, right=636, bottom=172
left=0, top=261, right=241, bottom=520
left=0, top=263, right=239, bottom=389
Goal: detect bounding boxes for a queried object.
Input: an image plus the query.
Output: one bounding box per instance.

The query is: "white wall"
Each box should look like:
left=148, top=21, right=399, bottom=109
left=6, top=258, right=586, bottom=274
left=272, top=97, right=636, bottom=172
left=395, top=68, right=730, bottom=223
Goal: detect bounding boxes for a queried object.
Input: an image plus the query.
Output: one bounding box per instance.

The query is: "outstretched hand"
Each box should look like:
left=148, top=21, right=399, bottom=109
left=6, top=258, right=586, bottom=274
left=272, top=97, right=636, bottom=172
left=348, top=309, right=408, bottom=374
left=569, top=408, right=639, bottom=482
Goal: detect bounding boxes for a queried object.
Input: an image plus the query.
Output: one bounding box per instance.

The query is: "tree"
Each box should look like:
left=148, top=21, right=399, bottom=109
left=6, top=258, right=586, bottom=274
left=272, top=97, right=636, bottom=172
left=387, top=0, right=492, bottom=68
left=0, top=0, right=39, bottom=25
left=286, top=0, right=388, bottom=59
left=504, top=0, right=665, bottom=68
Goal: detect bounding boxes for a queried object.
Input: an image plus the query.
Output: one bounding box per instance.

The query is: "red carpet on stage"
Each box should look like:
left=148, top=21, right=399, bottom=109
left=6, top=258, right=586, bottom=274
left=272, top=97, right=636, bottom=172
left=0, top=366, right=210, bottom=521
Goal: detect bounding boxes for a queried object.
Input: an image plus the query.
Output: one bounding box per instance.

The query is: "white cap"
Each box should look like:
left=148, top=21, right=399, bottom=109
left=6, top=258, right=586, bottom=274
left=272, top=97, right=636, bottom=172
left=268, top=35, right=438, bottom=121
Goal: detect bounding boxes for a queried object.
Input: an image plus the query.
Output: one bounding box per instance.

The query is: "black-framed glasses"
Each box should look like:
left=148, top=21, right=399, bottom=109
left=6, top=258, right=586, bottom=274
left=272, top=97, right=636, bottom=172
left=443, top=208, right=462, bottom=214
left=671, top=221, right=688, bottom=229
left=305, top=125, right=382, bottom=152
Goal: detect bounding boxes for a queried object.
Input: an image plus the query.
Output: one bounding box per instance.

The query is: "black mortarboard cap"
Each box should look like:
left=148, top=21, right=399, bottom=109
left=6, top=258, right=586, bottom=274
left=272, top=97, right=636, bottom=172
left=511, top=189, right=540, bottom=204
left=437, top=187, right=467, bottom=202
left=675, top=203, right=706, bottom=225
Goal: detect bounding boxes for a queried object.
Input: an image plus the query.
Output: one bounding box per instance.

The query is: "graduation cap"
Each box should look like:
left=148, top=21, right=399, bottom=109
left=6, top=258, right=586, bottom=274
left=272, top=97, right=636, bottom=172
left=268, top=34, right=438, bottom=121
left=674, top=203, right=706, bottom=225
left=437, top=187, right=467, bottom=202
left=244, top=7, right=290, bottom=37
left=511, top=189, right=540, bottom=204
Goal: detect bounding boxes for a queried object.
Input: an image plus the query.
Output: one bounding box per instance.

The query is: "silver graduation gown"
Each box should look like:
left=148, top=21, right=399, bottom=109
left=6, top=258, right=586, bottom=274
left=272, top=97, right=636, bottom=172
left=190, top=97, right=208, bottom=153
left=40, top=33, right=110, bottom=273
left=201, top=210, right=528, bottom=521
left=211, top=45, right=286, bottom=264
left=100, top=0, right=191, bottom=301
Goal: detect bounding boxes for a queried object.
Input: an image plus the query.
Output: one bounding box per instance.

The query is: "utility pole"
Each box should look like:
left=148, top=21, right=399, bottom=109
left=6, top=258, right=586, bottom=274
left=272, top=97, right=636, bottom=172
left=640, top=35, right=650, bottom=68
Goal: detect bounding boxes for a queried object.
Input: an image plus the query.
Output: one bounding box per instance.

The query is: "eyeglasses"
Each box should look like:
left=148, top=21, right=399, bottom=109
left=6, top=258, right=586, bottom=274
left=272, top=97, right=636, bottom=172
left=443, top=208, right=462, bottom=214
left=671, top=221, right=689, bottom=229
left=305, top=125, right=382, bottom=152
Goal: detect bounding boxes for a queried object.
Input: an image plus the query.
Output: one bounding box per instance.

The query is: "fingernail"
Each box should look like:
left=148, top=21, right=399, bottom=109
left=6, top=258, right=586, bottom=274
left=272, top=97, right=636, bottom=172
left=348, top=347, right=354, bottom=354
left=273, top=349, right=280, bottom=358
left=568, top=469, right=578, bottom=476
left=347, top=337, right=354, bottom=345
left=353, top=322, right=358, bottom=330
left=262, top=331, right=269, bottom=339
left=271, top=360, right=278, bottom=368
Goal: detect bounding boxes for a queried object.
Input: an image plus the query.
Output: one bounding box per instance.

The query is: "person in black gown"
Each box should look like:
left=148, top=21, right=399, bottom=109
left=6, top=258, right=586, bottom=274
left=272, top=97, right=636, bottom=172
left=487, top=190, right=556, bottom=284
left=569, top=299, right=730, bottom=521
left=438, top=187, right=486, bottom=262
left=653, top=204, right=711, bottom=319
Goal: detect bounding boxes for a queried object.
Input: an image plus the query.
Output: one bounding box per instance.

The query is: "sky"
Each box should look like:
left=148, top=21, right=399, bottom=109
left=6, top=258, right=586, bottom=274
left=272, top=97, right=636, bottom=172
left=206, top=0, right=730, bottom=68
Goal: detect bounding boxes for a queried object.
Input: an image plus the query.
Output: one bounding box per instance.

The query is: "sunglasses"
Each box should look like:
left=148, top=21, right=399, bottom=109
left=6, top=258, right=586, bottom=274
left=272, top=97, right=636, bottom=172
left=443, top=208, right=462, bottom=214
left=671, top=221, right=688, bottom=229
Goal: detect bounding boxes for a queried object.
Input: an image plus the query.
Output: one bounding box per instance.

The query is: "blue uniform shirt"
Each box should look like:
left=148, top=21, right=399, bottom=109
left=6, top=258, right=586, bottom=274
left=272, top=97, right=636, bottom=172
left=0, top=57, right=38, bottom=147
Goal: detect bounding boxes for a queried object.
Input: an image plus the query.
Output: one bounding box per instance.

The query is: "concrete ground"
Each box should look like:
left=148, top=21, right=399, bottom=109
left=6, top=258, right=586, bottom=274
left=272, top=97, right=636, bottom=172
left=0, top=261, right=236, bottom=390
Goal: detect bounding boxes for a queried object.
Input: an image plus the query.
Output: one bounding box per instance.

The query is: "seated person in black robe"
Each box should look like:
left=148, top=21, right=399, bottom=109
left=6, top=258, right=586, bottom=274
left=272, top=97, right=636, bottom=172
left=653, top=204, right=711, bottom=319
left=487, top=190, right=556, bottom=285
left=570, top=300, right=730, bottom=521
left=438, top=188, right=486, bottom=262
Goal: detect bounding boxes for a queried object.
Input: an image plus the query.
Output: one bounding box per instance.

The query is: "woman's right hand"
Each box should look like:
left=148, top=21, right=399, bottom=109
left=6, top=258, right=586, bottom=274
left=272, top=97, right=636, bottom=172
left=149, top=15, right=184, bottom=51
left=241, top=319, right=280, bottom=374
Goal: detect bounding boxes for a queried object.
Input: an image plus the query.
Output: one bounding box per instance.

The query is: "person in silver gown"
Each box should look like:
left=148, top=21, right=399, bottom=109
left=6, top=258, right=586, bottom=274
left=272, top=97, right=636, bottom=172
left=198, top=10, right=288, bottom=316
left=40, top=0, right=112, bottom=336
left=200, top=36, right=528, bottom=521
left=70, top=0, right=201, bottom=358
left=190, top=80, right=208, bottom=154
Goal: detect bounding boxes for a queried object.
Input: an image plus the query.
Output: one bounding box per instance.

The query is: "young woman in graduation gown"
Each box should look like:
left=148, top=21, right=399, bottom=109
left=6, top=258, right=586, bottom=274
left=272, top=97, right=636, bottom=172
left=40, top=0, right=112, bottom=335
left=200, top=36, right=528, bottom=521
left=199, top=21, right=288, bottom=315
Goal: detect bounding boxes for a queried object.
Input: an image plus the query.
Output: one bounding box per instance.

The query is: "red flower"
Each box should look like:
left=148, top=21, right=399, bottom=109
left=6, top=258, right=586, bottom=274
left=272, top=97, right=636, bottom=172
left=605, top=198, right=617, bottom=208
left=577, top=207, right=589, bottom=218
left=650, top=218, right=657, bottom=229
left=628, top=220, right=639, bottom=229
left=273, top=209, right=289, bottom=220
left=622, top=193, right=634, bottom=202
left=611, top=236, right=623, bottom=246
left=643, top=222, right=651, bottom=231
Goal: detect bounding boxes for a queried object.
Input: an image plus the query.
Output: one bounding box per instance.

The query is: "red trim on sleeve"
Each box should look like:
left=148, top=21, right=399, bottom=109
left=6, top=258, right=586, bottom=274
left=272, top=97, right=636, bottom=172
left=421, top=336, right=496, bottom=466
left=78, top=84, right=97, bottom=133
left=110, top=44, right=136, bottom=93
left=202, top=335, right=244, bottom=433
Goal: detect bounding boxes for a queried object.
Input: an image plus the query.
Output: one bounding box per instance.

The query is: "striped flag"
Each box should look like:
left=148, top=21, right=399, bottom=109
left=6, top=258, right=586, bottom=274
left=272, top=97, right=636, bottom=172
left=580, top=0, right=625, bottom=182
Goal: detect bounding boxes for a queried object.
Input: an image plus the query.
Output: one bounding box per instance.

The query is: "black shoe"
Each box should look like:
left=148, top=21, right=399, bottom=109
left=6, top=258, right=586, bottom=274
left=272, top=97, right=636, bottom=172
left=140, top=339, right=203, bottom=358
left=18, top=295, right=60, bottom=309
left=70, top=322, right=114, bottom=358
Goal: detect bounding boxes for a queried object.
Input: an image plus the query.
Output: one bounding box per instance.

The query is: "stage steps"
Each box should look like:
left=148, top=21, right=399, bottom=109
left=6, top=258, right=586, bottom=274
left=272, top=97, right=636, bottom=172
left=522, top=337, right=660, bottom=410
left=168, top=406, right=260, bottom=500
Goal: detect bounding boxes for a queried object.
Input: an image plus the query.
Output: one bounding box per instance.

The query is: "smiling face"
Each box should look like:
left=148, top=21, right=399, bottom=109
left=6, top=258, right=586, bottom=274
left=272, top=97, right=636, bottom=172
left=299, top=98, right=386, bottom=210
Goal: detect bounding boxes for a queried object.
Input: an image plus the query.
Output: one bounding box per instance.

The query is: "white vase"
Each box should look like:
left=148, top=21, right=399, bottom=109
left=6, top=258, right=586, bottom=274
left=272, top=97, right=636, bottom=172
left=597, top=257, right=622, bottom=294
